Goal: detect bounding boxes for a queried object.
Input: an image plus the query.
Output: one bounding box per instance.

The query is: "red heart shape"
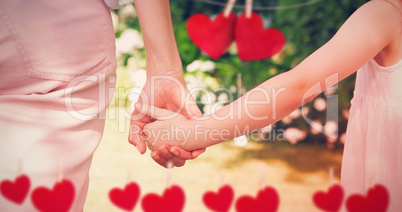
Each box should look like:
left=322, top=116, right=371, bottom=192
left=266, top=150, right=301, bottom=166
left=235, top=12, right=285, bottom=61
left=31, top=179, right=75, bottom=212
left=203, top=184, right=234, bottom=212
left=313, top=184, right=344, bottom=212
left=141, top=185, right=185, bottom=212
left=187, top=12, right=237, bottom=59
left=0, top=175, right=30, bottom=204
left=109, top=182, right=140, bottom=211
left=235, top=186, right=279, bottom=212
left=346, top=184, right=389, bottom=212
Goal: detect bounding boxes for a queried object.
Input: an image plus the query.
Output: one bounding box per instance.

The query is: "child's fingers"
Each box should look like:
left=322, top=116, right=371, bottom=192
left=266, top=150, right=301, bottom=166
left=151, top=151, right=186, bottom=168
left=151, top=151, right=169, bottom=167
left=192, top=148, right=206, bottom=159
left=170, top=158, right=186, bottom=167
left=168, top=146, right=206, bottom=160
left=157, top=145, right=176, bottom=160
left=135, top=103, right=179, bottom=120
left=169, top=146, right=194, bottom=159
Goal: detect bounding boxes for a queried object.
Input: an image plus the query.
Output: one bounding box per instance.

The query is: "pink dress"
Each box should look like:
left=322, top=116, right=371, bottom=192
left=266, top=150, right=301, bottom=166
left=0, top=0, right=116, bottom=211
left=341, top=59, right=402, bottom=211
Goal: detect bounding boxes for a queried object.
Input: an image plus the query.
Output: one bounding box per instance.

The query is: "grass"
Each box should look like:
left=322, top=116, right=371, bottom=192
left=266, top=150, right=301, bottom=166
left=84, top=107, right=343, bottom=212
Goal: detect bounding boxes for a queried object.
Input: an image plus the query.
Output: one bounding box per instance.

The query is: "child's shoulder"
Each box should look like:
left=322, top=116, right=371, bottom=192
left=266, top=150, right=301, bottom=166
left=348, top=0, right=402, bottom=37
left=359, top=0, right=402, bottom=20
left=357, top=0, right=401, bottom=66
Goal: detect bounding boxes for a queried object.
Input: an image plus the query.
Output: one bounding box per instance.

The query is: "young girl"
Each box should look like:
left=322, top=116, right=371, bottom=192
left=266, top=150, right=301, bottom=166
left=138, top=0, right=402, bottom=210
left=0, top=0, right=199, bottom=211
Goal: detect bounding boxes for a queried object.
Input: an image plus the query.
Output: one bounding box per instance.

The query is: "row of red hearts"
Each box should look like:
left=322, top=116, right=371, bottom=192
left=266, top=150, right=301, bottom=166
left=187, top=11, right=286, bottom=61
left=0, top=174, right=389, bottom=212
left=109, top=182, right=389, bottom=212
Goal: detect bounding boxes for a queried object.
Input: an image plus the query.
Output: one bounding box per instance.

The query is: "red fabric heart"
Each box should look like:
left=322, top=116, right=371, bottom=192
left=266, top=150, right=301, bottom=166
left=31, top=179, right=75, bottom=212
left=141, top=185, right=185, bottom=212
left=346, top=184, right=389, bottom=212
left=109, top=182, right=140, bottom=211
left=203, top=184, right=234, bottom=212
left=0, top=174, right=30, bottom=204
left=187, top=12, right=237, bottom=59
left=235, top=12, right=285, bottom=61
left=235, top=186, right=279, bottom=212
left=313, top=184, right=344, bottom=212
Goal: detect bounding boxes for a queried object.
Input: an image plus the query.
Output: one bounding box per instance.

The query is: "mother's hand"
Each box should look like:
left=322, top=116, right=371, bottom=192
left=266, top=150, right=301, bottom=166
left=129, top=74, right=205, bottom=168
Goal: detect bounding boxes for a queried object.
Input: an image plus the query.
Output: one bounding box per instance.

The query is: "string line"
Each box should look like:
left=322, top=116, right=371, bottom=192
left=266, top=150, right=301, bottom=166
left=193, top=0, right=324, bottom=10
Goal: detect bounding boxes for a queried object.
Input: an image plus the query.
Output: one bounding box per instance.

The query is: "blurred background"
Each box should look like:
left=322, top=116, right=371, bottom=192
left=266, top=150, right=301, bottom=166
left=85, top=0, right=368, bottom=211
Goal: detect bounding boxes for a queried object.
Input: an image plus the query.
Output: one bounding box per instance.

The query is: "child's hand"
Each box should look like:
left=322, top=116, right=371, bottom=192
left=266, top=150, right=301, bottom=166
left=140, top=104, right=205, bottom=151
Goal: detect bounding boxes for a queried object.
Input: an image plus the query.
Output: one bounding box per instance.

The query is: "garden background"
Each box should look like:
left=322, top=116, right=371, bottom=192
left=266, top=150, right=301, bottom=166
left=85, top=0, right=368, bottom=211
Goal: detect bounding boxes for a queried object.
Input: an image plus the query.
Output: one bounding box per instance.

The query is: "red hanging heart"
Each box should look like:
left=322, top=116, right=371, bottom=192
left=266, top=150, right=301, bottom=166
left=141, top=185, right=185, bottom=212
left=313, top=184, right=344, bottom=212
left=187, top=12, right=237, bottom=59
left=346, top=184, right=389, bottom=212
left=31, top=179, right=75, bottom=212
left=0, top=174, right=30, bottom=204
left=203, top=184, right=234, bottom=212
left=109, top=182, right=140, bottom=211
left=235, top=12, right=285, bottom=61
left=235, top=186, right=279, bottom=212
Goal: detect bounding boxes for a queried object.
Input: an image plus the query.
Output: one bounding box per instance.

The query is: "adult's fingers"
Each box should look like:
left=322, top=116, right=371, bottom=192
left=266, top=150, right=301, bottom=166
left=129, top=102, right=154, bottom=154
left=168, top=92, right=205, bottom=160
left=128, top=119, right=147, bottom=154
left=181, top=91, right=202, bottom=119
left=184, top=95, right=207, bottom=159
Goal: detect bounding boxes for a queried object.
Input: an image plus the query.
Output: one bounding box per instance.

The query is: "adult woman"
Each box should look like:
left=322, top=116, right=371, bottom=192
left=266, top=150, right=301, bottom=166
left=0, top=0, right=200, bottom=210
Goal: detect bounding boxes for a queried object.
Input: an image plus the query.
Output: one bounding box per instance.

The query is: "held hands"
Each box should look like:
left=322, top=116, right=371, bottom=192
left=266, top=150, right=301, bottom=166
left=139, top=104, right=204, bottom=152
left=128, top=75, right=205, bottom=168
left=131, top=0, right=207, bottom=168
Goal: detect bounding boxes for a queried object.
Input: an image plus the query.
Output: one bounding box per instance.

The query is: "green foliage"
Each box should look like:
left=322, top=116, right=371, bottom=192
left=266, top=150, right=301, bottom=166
left=275, top=0, right=369, bottom=58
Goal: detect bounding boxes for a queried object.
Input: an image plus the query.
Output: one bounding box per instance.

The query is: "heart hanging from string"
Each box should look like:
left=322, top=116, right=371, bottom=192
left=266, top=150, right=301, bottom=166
left=187, top=0, right=237, bottom=59
left=235, top=12, right=285, bottom=61
left=141, top=184, right=186, bottom=212
left=346, top=184, right=389, bottom=212
left=187, top=0, right=285, bottom=61
left=235, top=186, right=279, bottom=212
left=31, top=179, right=75, bottom=212
left=109, top=182, right=141, bottom=211
left=313, top=184, right=344, bottom=212
left=203, top=184, right=234, bottom=212
left=0, top=174, right=31, bottom=204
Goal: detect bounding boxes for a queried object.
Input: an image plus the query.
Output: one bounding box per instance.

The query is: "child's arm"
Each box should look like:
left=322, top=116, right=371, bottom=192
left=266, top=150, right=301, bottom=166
left=143, top=1, right=401, bottom=151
